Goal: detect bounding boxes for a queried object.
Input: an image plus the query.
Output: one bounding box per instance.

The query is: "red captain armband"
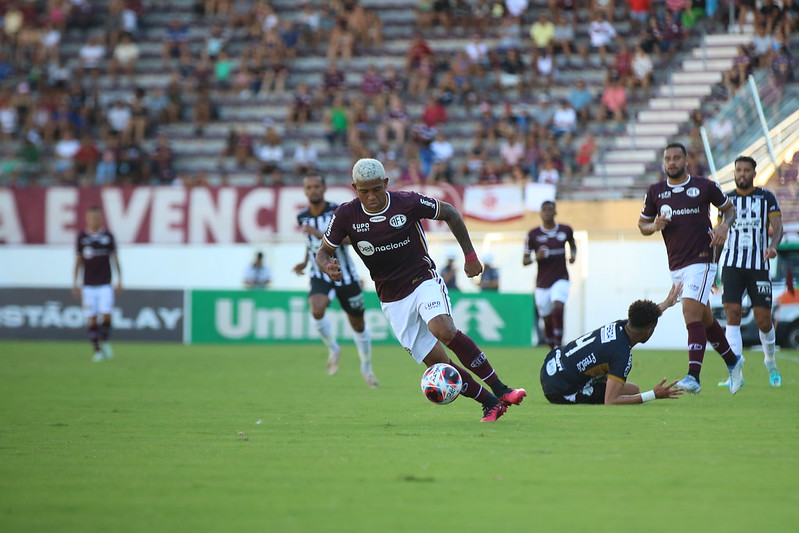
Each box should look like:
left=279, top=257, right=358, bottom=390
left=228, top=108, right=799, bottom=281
left=465, top=251, right=478, bottom=263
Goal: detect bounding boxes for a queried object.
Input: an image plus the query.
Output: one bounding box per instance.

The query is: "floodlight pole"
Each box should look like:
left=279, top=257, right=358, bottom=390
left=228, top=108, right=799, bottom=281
left=700, top=126, right=719, bottom=182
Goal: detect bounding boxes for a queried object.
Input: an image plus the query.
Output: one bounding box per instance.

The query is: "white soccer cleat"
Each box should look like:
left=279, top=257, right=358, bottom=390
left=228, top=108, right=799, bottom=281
left=92, top=351, right=104, bottom=362
left=729, top=355, right=745, bottom=395
left=362, top=370, right=379, bottom=388
left=326, top=345, right=341, bottom=375
left=101, top=342, right=113, bottom=360
left=676, top=374, right=702, bottom=394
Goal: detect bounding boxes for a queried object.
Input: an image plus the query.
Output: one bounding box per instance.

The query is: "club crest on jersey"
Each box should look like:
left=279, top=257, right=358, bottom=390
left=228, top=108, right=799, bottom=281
left=556, top=232, right=567, bottom=241
left=353, top=222, right=370, bottom=233
left=686, top=187, right=700, bottom=198
left=369, top=215, right=386, bottom=222
left=389, top=214, right=407, bottom=228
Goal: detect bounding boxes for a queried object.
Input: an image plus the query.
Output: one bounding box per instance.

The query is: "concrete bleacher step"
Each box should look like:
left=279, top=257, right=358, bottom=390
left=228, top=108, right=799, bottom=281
left=682, top=58, right=734, bottom=71
left=612, top=135, right=669, bottom=150
left=594, top=162, right=647, bottom=176
left=704, top=33, right=754, bottom=46
left=627, top=123, right=679, bottom=136
left=671, top=71, right=723, bottom=85
left=656, top=84, right=714, bottom=98
left=690, top=46, right=743, bottom=59
left=605, top=150, right=659, bottom=164
left=648, top=97, right=702, bottom=110
left=582, top=176, right=636, bottom=188
left=637, top=109, right=691, bottom=123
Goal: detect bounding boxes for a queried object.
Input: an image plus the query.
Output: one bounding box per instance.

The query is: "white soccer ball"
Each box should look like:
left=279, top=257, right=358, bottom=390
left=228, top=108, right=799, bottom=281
left=420, top=363, right=463, bottom=405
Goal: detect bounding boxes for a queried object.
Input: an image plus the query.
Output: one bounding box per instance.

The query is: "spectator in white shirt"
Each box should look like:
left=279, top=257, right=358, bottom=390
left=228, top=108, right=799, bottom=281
left=255, top=127, right=284, bottom=185
left=294, top=139, right=319, bottom=176
left=111, top=33, right=140, bottom=84
left=504, top=0, right=529, bottom=19
left=79, top=36, right=106, bottom=82
left=54, top=129, right=81, bottom=184
left=499, top=132, right=525, bottom=177
left=106, top=100, right=132, bottom=139
left=429, top=130, right=455, bottom=183
left=586, top=13, right=616, bottom=64
left=465, top=34, right=490, bottom=71
left=537, top=156, right=560, bottom=185
left=631, top=45, right=653, bottom=92
left=551, top=100, right=577, bottom=137
left=244, top=252, right=271, bottom=289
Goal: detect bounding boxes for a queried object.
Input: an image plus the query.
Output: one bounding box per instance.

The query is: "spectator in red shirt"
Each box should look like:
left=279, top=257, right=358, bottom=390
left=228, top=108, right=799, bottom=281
left=422, top=95, right=448, bottom=128
left=613, top=40, right=633, bottom=83
left=628, top=0, right=652, bottom=31
left=73, top=134, right=101, bottom=184
left=405, top=33, right=433, bottom=74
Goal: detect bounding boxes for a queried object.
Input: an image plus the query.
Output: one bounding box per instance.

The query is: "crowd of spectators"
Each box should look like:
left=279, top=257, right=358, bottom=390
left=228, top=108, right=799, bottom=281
left=0, top=0, right=795, bottom=192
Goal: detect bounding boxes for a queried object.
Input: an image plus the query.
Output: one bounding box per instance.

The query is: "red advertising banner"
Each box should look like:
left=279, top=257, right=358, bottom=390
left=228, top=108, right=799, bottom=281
left=0, top=184, right=464, bottom=244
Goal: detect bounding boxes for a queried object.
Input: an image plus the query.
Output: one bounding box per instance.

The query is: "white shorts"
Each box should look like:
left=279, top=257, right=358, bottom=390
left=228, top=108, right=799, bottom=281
left=670, top=263, right=716, bottom=305
left=535, top=279, right=570, bottom=316
left=82, top=285, right=114, bottom=318
left=381, top=277, right=451, bottom=364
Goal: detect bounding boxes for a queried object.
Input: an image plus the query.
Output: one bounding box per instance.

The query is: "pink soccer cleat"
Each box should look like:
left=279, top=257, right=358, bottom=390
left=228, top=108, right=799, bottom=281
left=480, top=402, right=508, bottom=422
left=499, top=388, right=527, bottom=406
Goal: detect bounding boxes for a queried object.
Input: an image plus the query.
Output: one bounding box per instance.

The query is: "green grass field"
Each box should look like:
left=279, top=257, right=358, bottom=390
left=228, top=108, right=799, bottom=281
left=1, top=340, right=797, bottom=533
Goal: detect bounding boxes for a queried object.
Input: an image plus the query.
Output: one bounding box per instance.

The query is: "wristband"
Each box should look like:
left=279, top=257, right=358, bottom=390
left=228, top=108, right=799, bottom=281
left=641, top=390, right=656, bottom=403
left=465, top=251, right=478, bottom=262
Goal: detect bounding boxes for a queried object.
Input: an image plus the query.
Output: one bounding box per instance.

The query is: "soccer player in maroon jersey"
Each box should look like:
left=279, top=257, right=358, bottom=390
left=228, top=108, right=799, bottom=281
left=72, top=206, right=122, bottom=362
left=523, top=200, right=576, bottom=348
left=638, top=142, right=744, bottom=394
left=316, top=159, right=526, bottom=422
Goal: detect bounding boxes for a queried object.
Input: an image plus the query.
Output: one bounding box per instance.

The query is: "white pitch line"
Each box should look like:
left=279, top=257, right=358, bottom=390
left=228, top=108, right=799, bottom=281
left=777, top=353, right=799, bottom=364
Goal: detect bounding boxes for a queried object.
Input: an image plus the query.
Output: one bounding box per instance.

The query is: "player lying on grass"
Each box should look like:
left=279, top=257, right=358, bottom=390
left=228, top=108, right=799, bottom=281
left=540, top=284, right=684, bottom=405
left=316, top=158, right=526, bottom=422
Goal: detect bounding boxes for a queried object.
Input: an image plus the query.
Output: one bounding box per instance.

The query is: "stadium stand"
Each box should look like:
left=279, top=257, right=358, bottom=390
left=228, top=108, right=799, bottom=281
left=0, top=0, right=795, bottom=199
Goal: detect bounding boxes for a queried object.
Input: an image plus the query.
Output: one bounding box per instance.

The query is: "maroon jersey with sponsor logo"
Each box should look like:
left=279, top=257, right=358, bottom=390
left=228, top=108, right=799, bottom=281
left=640, top=176, right=730, bottom=271
left=324, top=191, right=439, bottom=302
left=524, top=224, right=575, bottom=288
left=76, top=229, right=117, bottom=286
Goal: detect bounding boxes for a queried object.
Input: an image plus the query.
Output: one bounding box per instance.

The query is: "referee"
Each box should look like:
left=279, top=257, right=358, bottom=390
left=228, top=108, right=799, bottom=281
left=719, top=155, right=784, bottom=387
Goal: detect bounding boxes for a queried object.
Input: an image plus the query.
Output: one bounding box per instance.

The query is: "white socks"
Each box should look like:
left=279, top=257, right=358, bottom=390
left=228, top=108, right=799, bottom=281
left=353, top=327, right=372, bottom=370
left=759, top=327, right=777, bottom=368
left=726, top=325, right=742, bottom=357
left=313, top=317, right=338, bottom=350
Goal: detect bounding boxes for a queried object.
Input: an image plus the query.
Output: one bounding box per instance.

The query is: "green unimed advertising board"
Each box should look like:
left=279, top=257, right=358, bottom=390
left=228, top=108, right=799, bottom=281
left=189, top=290, right=534, bottom=347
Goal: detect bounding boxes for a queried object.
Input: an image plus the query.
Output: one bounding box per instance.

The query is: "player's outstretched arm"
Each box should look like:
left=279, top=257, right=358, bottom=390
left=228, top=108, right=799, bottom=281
left=316, top=241, right=342, bottom=281
left=652, top=378, right=682, bottom=399
left=604, top=377, right=682, bottom=405
left=436, top=201, right=482, bottom=277
left=658, top=282, right=683, bottom=312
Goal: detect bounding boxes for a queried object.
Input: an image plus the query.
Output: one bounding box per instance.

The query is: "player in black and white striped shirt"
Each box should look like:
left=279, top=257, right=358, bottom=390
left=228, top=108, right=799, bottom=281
left=719, top=156, right=783, bottom=387
left=293, top=175, right=378, bottom=387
